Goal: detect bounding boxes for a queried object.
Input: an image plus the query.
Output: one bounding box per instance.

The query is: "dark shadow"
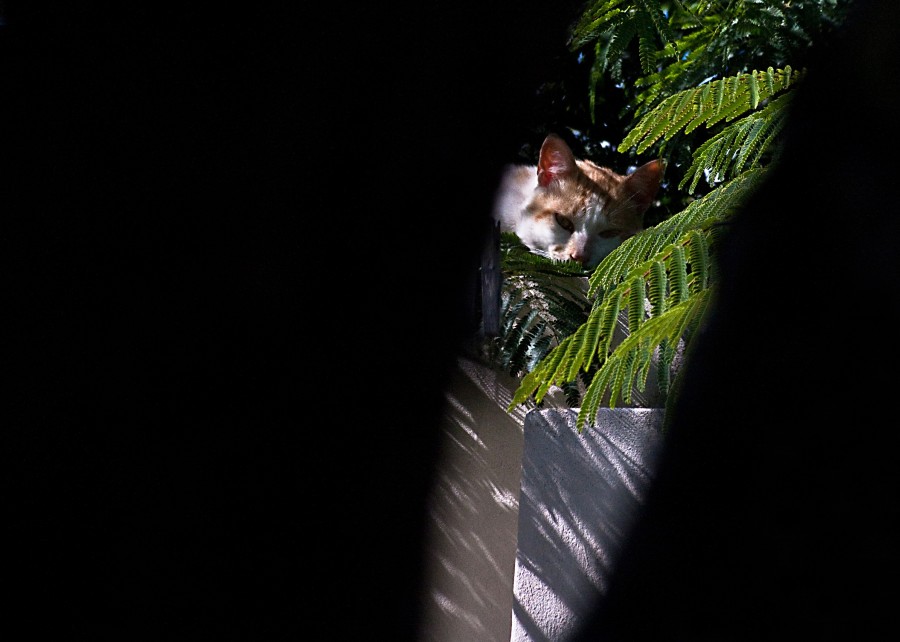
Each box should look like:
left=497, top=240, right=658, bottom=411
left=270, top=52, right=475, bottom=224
left=570, top=0, right=900, bottom=639
left=513, top=409, right=663, bottom=640
left=418, top=357, right=526, bottom=642
left=4, top=4, right=590, bottom=638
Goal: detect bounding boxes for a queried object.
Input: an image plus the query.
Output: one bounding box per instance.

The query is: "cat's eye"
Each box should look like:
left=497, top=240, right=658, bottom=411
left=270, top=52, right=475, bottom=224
left=598, top=229, right=621, bottom=239
left=554, top=213, right=575, bottom=233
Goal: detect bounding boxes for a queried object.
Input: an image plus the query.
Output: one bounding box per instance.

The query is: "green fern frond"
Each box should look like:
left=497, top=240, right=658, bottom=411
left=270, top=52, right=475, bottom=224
left=574, top=0, right=679, bottom=106
left=667, top=245, right=688, bottom=308
left=686, top=230, right=709, bottom=294
left=627, top=0, right=676, bottom=74
left=570, top=307, right=604, bottom=379
left=501, top=233, right=589, bottom=278
left=509, top=285, right=621, bottom=408
left=570, top=0, right=631, bottom=49
left=649, top=260, right=667, bottom=316
left=620, top=348, right=640, bottom=405
left=493, top=233, right=593, bottom=379
left=637, top=22, right=659, bottom=75
left=628, top=276, right=646, bottom=331
left=634, top=339, right=654, bottom=393
left=578, top=351, right=616, bottom=425
left=635, top=0, right=676, bottom=47
left=585, top=14, right=640, bottom=119
left=596, top=290, right=623, bottom=362
left=574, top=287, right=713, bottom=431
left=507, top=164, right=771, bottom=419
left=680, top=92, right=791, bottom=192
left=656, top=338, right=676, bottom=399
left=502, top=0, right=856, bottom=429
left=619, top=67, right=799, bottom=154
left=510, top=202, right=724, bottom=414
left=501, top=308, right=544, bottom=374
left=589, top=167, right=767, bottom=296
left=749, top=71, right=760, bottom=109
left=515, top=334, right=569, bottom=405
left=733, top=118, right=768, bottom=174
left=571, top=0, right=670, bottom=50
left=498, top=279, right=587, bottom=374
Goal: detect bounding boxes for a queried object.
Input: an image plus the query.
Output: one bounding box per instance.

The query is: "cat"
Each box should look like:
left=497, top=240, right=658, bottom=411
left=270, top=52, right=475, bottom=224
left=493, top=133, right=665, bottom=268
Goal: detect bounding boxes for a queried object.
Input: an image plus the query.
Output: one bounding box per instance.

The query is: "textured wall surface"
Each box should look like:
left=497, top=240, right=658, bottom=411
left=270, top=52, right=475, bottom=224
left=417, top=357, right=531, bottom=642
left=511, top=408, right=664, bottom=642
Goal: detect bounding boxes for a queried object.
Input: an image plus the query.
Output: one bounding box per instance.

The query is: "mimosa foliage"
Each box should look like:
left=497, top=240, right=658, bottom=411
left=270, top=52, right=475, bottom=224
left=497, top=0, right=852, bottom=430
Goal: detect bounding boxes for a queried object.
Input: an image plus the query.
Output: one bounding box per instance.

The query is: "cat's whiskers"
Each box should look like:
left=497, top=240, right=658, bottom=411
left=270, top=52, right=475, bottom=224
left=493, top=134, right=663, bottom=267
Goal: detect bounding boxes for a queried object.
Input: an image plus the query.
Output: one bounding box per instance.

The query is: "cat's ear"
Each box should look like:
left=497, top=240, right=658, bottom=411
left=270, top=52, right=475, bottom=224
left=537, top=134, right=578, bottom=187
left=622, top=159, right=666, bottom=211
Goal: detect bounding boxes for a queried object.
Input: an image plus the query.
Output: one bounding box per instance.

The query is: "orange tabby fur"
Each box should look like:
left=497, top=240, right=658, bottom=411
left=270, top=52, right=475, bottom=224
left=493, top=134, right=664, bottom=268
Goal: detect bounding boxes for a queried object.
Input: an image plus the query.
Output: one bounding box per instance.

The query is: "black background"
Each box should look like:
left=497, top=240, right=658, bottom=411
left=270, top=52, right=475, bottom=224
left=6, top=1, right=900, bottom=640
left=572, top=0, right=900, bottom=639
left=3, top=1, right=585, bottom=638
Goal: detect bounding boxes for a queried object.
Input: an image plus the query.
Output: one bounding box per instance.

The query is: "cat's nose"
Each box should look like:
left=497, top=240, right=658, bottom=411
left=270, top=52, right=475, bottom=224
left=569, top=249, right=586, bottom=263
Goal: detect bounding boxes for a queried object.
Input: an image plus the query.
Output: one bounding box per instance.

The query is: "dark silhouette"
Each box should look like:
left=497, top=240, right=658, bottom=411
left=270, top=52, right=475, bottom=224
left=11, top=1, right=893, bottom=639
left=571, top=0, right=900, bottom=639
left=3, top=2, right=584, bottom=638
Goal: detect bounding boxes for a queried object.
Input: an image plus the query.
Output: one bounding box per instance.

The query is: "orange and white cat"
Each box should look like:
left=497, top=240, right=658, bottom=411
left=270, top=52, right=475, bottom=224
left=493, top=133, right=665, bottom=268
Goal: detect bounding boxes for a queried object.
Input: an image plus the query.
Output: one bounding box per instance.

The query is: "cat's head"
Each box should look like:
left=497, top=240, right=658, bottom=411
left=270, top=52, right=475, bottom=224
left=516, top=134, right=664, bottom=269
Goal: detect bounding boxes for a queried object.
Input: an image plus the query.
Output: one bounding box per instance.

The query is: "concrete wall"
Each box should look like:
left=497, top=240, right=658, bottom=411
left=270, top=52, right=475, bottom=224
left=417, top=356, right=532, bottom=642
left=418, top=358, right=663, bottom=642
left=511, top=408, right=663, bottom=641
